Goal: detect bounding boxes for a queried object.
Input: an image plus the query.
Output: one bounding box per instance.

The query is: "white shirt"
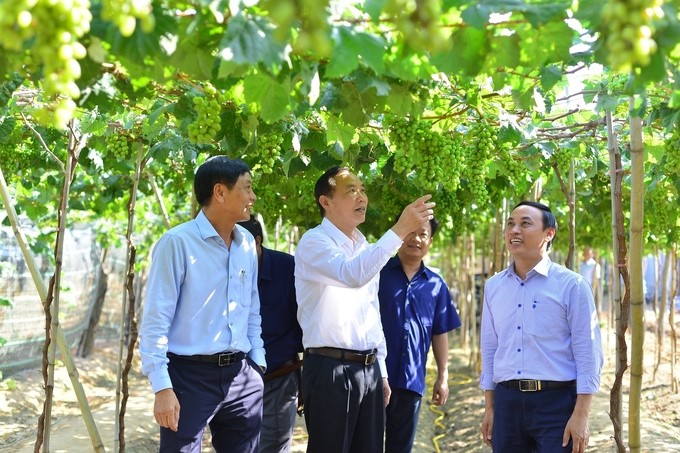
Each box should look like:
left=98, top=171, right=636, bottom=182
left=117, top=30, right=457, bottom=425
left=294, top=217, right=403, bottom=377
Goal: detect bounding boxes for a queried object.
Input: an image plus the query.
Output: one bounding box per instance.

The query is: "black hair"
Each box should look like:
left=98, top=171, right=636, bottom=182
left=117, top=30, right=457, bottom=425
left=429, top=217, right=440, bottom=238
left=513, top=200, right=558, bottom=250
left=194, top=156, right=251, bottom=207
left=238, top=216, right=263, bottom=241
left=314, top=166, right=351, bottom=217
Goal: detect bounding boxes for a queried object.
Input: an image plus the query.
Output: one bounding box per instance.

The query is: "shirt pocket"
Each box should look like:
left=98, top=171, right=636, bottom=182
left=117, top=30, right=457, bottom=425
left=523, top=299, right=567, bottom=338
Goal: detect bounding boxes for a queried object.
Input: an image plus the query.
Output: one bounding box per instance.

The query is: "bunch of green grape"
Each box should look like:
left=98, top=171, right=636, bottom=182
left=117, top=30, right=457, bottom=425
left=105, top=131, right=130, bottom=159
left=260, top=0, right=331, bottom=58
left=187, top=84, right=226, bottom=145
left=296, top=0, right=332, bottom=58
left=385, top=116, right=463, bottom=192
left=251, top=131, right=285, bottom=175
left=497, top=143, right=527, bottom=186
left=101, top=0, right=155, bottom=37
left=0, top=0, right=92, bottom=130
left=384, top=115, right=418, bottom=174
left=601, top=0, right=664, bottom=71
left=462, top=122, right=496, bottom=206
left=383, top=0, right=448, bottom=53
left=663, top=126, right=680, bottom=176
left=645, top=183, right=677, bottom=238
left=549, top=146, right=578, bottom=175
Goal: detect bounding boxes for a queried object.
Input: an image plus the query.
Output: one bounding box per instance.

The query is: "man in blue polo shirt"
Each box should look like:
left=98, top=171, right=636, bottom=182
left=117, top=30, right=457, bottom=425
left=379, top=216, right=461, bottom=453
left=239, top=216, right=304, bottom=453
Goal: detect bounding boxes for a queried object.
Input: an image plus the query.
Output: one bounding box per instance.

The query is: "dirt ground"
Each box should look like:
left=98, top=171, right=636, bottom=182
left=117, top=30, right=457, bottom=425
left=1, top=324, right=680, bottom=453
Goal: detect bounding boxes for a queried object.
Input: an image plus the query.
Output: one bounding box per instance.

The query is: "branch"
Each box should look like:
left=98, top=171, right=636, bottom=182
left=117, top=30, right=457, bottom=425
left=19, top=113, right=66, bottom=174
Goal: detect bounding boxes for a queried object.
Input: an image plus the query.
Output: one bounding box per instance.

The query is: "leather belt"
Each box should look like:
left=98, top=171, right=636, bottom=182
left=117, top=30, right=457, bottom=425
left=167, top=351, right=246, bottom=366
left=305, top=347, right=377, bottom=366
left=264, top=357, right=303, bottom=383
left=499, top=379, right=576, bottom=392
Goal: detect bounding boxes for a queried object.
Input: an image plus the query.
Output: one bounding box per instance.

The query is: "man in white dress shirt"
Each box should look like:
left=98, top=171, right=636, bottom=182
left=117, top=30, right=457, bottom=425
left=294, top=166, right=435, bottom=453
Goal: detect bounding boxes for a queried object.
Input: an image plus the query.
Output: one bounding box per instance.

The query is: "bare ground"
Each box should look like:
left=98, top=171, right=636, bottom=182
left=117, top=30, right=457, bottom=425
left=1, top=326, right=679, bottom=453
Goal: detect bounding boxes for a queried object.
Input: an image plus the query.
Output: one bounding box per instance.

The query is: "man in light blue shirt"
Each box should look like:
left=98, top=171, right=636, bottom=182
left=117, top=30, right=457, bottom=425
left=480, top=201, right=603, bottom=453
left=139, top=156, right=266, bottom=453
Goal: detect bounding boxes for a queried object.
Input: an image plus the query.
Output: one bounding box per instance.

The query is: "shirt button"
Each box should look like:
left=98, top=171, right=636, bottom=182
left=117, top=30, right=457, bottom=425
left=517, top=371, right=522, bottom=375
left=518, top=304, right=522, bottom=307
left=517, top=348, right=521, bottom=352
left=520, top=283, right=524, bottom=286
left=517, top=326, right=521, bottom=330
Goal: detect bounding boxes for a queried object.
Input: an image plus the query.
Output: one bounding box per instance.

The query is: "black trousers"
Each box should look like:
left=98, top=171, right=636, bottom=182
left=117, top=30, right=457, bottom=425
left=385, top=388, right=422, bottom=453
left=160, top=355, right=264, bottom=453
left=302, top=353, right=385, bottom=453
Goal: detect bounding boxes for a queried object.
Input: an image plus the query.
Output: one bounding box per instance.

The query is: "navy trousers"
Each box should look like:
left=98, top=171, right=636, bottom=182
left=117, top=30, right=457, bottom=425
left=259, top=370, right=299, bottom=453
left=160, top=355, right=264, bottom=453
left=302, top=353, right=385, bottom=453
left=384, top=388, right=422, bottom=453
left=492, top=384, right=577, bottom=452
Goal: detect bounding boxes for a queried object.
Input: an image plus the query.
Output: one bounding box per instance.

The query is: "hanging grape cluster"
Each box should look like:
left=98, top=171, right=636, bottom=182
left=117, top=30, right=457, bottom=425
left=251, top=130, right=285, bottom=175
left=187, top=84, right=226, bottom=145
left=0, top=0, right=92, bottom=129
left=662, top=125, right=680, bottom=176
left=549, top=146, right=578, bottom=175
left=384, top=116, right=463, bottom=193
left=645, top=184, right=678, bottom=241
left=105, top=131, right=130, bottom=159
left=601, top=0, right=664, bottom=71
left=101, top=0, right=155, bottom=37
left=260, top=0, right=331, bottom=58
left=383, top=0, right=448, bottom=53
left=496, top=143, right=527, bottom=186
left=462, top=122, right=496, bottom=206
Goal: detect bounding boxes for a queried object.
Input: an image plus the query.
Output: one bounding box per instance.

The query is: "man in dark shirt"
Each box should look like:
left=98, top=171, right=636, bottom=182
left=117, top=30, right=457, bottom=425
left=379, top=217, right=461, bottom=453
left=239, top=216, right=303, bottom=453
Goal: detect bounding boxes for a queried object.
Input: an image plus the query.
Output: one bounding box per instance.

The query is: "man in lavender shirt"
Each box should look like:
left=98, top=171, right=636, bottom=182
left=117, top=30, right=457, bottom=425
left=480, top=201, right=603, bottom=453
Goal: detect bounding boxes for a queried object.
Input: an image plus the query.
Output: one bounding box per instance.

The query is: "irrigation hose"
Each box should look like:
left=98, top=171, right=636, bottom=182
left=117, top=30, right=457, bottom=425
left=429, top=372, right=475, bottom=453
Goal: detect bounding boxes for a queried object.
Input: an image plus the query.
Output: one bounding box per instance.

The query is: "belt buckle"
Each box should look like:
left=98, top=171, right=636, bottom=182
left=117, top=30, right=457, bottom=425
left=364, top=352, right=376, bottom=366
left=519, top=379, right=541, bottom=392
left=218, top=352, right=236, bottom=366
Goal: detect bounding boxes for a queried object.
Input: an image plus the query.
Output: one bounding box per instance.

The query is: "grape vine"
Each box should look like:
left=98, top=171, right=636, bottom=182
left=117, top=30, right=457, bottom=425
left=601, top=0, right=664, bottom=71
left=260, top=0, right=332, bottom=58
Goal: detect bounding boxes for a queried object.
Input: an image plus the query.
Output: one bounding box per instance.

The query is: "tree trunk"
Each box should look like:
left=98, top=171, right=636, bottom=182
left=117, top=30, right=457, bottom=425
left=606, top=110, right=629, bottom=453
left=628, top=111, right=645, bottom=453
left=78, top=248, right=109, bottom=358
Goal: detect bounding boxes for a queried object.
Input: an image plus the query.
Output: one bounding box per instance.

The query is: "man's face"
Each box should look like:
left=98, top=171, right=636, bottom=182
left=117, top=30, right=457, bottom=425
left=504, top=204, right=554, bottom=261
left=583, top=248, right=594, bottom=261
left=322, top=170, right=368, bottom=229
left=398, top=221, right=432, bottom=261
left=222, top=173, right=256, bottom=222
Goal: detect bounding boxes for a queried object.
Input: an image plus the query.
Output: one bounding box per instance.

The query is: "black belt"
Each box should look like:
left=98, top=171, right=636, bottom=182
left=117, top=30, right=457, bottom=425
left=167, top=351, right=246, bottom=366
left=305, top=347, right=377, bottom=366
left=499, top=379, right=576, bottom=392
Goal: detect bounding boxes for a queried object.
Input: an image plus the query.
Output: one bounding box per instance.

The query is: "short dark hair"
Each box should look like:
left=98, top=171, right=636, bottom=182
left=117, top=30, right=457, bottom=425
left=513, top=200, right=557, bottom=250
left=429, top=217, right=439, bottom=238
left=314, top=166, right=351, bottom=217
left=194, top=156, right=251, bottom=207
left=238, top=216, right=263, bottom=240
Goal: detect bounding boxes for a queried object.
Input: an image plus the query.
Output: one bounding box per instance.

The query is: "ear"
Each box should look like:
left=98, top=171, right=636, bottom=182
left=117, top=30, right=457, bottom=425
left=545, top=227, right=556, bottom=242
left=212, top=182, right=224, bottom=202
left=319, top=194, right=331, bottom=212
